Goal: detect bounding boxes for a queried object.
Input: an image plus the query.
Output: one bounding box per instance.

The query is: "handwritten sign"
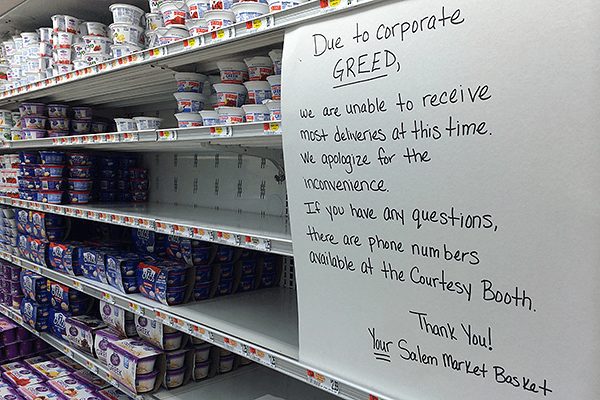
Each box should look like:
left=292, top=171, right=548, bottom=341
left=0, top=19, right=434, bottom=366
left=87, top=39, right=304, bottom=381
left=282, top=1, right=600, bottom=399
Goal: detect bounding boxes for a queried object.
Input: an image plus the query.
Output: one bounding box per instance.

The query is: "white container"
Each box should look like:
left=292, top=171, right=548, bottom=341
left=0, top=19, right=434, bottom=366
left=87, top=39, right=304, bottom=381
left=110, top=44, right=142, bottom=58
left=2, top=41, right=15, bottom=57
left=54, top=48, right=72, bottom=64
left=185, top=18, right=208, bottom=36
left=266, top=74, right=281, bottom=100
left=148, top=0, right=160, bottom=12
left=216, top=61, right=248, bottom=84
left=83, top=36, right=111, bottom=55
left=241, top=104, right=270, bottom=122
left=266, top=0, right=306, bottom=12
left=26, top=57, right=51, bottom=73
left=51, top=15, right=66, bottom=32
left=213, top=83, right=247, bottom=107
left=20, top=32, right=39, bottom=47
left=54, top=31, right=76, bottom=48
left=204, top=10, right=235, bottom=31
left=24, top=45, right=40, bottom=58
left=155, top=27, right=189, bottom=45
left=53, top=64, right=73, bottom=75
left=64, top=15, right=81, bottom=34
left=174, top=72, right=206, bottom=93
left=37, top=28, right=53, bottom=43
left=145, top=31, right=158, bottom=48
left=159, top=1, right=189, bottom=26
left=242, top=80, right=271, bottom=104
left=83, top=22, right=108, bottom=37
left=216, top=106, right=244, bottom=124
left=210, top=0, right=234, bottom=10
left=231, top=2, right=268, bottom=22
left=39, top=42, right=52, bottom=57
left=264, top=99, right=281, bottom=121
left=81, top=53, right=108, bottom=65
left=244, top=56, right=274, bottom=81
left=109, top=23, right=145, bottom=46
left=133, top=117, right=163, bottom=130
left=145, top=13, right=164, bottom=31
left=199, top=110, right=219, bottom=126
left=73, top=60, right=89, bottom=70
left=109, top=4, right=145, bottom=26
left=72, top=42, right=86, bottom=59
left=174, top=112, right=203, bottom=128
left=173, top=92, right=205, bottom=112
left=185, top=0, right=210, bottom=19
left=114, top=118, right=137, bottom=132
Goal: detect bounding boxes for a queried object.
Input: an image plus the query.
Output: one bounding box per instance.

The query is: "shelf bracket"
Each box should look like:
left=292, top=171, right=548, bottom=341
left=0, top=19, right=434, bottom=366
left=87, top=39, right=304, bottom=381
left=201, top=143, right=286, bottom=183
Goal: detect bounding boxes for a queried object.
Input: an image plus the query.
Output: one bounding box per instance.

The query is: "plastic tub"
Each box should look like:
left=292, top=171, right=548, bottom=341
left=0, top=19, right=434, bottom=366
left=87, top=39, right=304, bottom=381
left=19, top=164, right=37, bottom=177
left=114, top=118, right=137, bottom=132
left=216, top=61, right=248, bottom=84
left=241, top=104, right=270, bottom=122
left=186, top=0, right=211, bottom=19
left=82, top=36, right=111, bottom=55
left=265, top=99, right=281, bottom=121
left=47, top=104, right=69, bottom=118
left=266, top=75, right=281, bottom=100
left=39, top=178, right=63, bottom=191
left=109, top=4, right=145, bottom=25
left=194, top=361, right=210, bottom=380
left=22, top=116, right=47, bottom=129
left=64, top=15, right=81, bottom=34
left=136, top=370, right=158, bottom=393
left=214, top=83, right=246, bottom=107
left=164, top=331, right=184, bottom=350
left=19, top=151, right=40, bottom=164
left=166, top=349, right=187, bottom=370
left=185, top=18, right=209, bottom=36
left=68, top=166, right=92, bottom=178
left=38, top=42, right=53, bottom=57
left=109, top=23, right=144, bottom=46
left=38, top=27, right=53, bottom=43
left=175, top=72, right=206, bottom=93
left=67, top=190, right=90, bottom=204
left=173, top=92, right=205, bottom=112
left=239, top=274, right=256, bottom=292
left=166, top=287, right=187, bottom=305
left=217, top=277, right=234, bottom=295
left=39, top=190, right=63, bottom=204
left=18, top=177, right=38, bottom=190
left=145, top=13, right=163, bottom=31
left=39, top=164, right=64, bottom=177
left=155, top=26, right=189, bottom=45
left=193, top=283, right=211, bottom=301
left=165, top=366, right=185, bottom=388
left=110, top=43, right=142, bottom=58
left=266, top=0, right=305, bottom=12
left=219, top=262, right=235, bottom=279
left=174, top=112, right=203, bottom=128
left=72, top=107, right=92, bottom=120
left=83, top=22, right=108, bottom=37
left=219, top=354, right=235, bottom=373
left=217, top=106, right=244, bottom=124
left=67, top=153, right=93, bottom=166
left=48, top=118, right=69, bottom=131
left=122, top=276, right=139, bottom=293
left=205, top=10, right=236, bottom=31
left=159, top=1, right=189, bottom=26
left=68, top=179, right=92, bottom=191
left=21, top=32, right=39, bottom=47
left=45, top=227, right=66, bottom=241
left=53, top=64, right=74, bottom=75
left=54, top=31, right=75, bottom=48
left=91, top=121, right=108, bottom=133
left=39, top=151, right=65, bottom=165
left=54, top=48, right=72, bottom=64
left=215, top=245, right=234, bottom=262
left=231, top=2, right=268, bottom=22
left=210, top=0, right=234, bottom=10
left=72, top=120, right=91, bottom=134
left=242, top=81, right=271, bottom=104
left=133, top=117, right=162, bottom=130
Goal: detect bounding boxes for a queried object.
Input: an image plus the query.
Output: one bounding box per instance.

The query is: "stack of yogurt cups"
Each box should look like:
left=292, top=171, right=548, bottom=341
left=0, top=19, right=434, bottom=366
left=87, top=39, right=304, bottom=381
left=154, top=1, right=190, bottom=46
left=51, top=14, right=83, bottom=75
left=73, top=22, right=111, bottom=68
left=109, top=3, right=147, bottom=58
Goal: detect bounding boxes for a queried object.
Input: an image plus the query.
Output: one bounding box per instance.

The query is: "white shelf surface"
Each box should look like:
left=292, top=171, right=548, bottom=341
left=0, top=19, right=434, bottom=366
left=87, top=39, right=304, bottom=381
left=0, top=198, right=293, bottom=256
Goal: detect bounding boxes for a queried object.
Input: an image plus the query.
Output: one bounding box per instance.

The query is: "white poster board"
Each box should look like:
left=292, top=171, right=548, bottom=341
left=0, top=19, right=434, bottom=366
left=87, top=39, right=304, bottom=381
left=281, top=1, right=600, bottom=399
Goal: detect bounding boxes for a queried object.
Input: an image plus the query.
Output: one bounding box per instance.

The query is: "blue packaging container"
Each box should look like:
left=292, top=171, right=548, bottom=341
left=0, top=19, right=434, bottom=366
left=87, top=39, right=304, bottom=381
left=99, top=180, right=116, bottom=191
left=67, top=153, right=93, bottom=166
left=20, top=298, right=49, bottom=331
left=67, top=179, right=93, bottom=191
left=238, top=274, right=256, bottom=292
left=20, top=270, right=50, bottom=304
left=191, top=245, right=213, bottom=265
left=98, top=157, right=118, bottom=169
left=166, top=286, right=187, bottom=305
left=48, top=308, right=71, bottom=340
left=39, top=165, right=64, bottom=178
left=78, top=247, right=109, bottom=283
left=38, top=190, right=63, bottom=204
left=261, top=271, right=277, bottom=288
left=216, top=278, right=234, bottom=296
left=39, top=178, right=64, bottom=191
left=214, top=246, right=235, bottom=263
left=193, top=283, right=211, bottom=301
left=119, top=155, right=137, bottom=168
left=19, top=152, right=39, bottom=164
left=19, top=163, right=37, bottom=177
left=218, top=262, right=235, bottom=279
left=45, top=227, right=66, bottom=241
left=195, top=266, right=212, bottom=283
left=239, top=259, right=257, bottom=276
left=39, top=151, right=65, bottom=165
left=67, top=191, right=91, bottom=204
left=68, top=166, right=92, bottom=179
left=98, top=191, right=117, bottom=202
left=122, top=276, right=139, bottom=293
left=17, top=177, right=38, bottom=190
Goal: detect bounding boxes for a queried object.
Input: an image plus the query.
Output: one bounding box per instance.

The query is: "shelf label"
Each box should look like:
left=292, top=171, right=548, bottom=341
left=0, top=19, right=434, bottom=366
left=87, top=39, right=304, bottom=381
left=101, top=292, right=115, bottom=304
left=306, top=370, right=340, bottom=395
left=320, top=0, right=353, bottom=9
left=263, top=121, right=282, bottom=135
left=192, top=227, right=213, bottom=242
left=97, top=212, right=109, bottom=222
left=215, top=231, right=238, bottom=246
left=172, top=224, right=193, bottom=237
left=71, top=280, right=81, bottom=289
left=210, top=27, right=235, bottom=42
left=183, top=36, right=203, bottom=49
left=146, top=47, right=166, bottom=59
left=75, top=209, right=84, bottom=218
left=190, top=324, right=214, bottom=342
left=209, top=126, right=233, bottom=137
left=128, top=302, right=144, bottom=316
left=242, top=236, right=271, bottom=252
left=168, top=316, right=185, bottom=328
left=154, top=311, right=167, bottom=322
left=122, top=132, right=139, bottom=142
left=155, top=221, right=173, bottom=234
left=65, top=208, right=76, bottom=217
left=110, top=214, right=124, bottom=224
left=157, top=130, right=177, bottom=141
left=136, top=218, right=153, bottom=230
left=62, top=345, right=73, bottom=357
left=86, top=210, right=96, bottom=220
left=245, top=15, right=274, bottom=32
left=246, top=346, right=277, bottom=368
left=223, top=337, right=241, bottom=353
left=68, top=136, right=82, bottom=145
left=85, top=360, right=98, bottom=374
left=105, top=133, right=120, bottom=143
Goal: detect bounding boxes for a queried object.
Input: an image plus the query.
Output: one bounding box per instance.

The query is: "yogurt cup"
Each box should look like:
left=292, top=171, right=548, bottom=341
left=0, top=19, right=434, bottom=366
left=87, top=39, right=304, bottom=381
left=0, top=109, right=12, bottom=126
left=40, top=164, right=64, bottom=177
left=22, top=116, right=47, bottom=129
left=174, top=72, right=206, bottom=93
left=91, top=121, right=108, bottom=133
left=244, top=56, right=274, bottom=81
left=109, top=4, right=145, bottom=26
left=163, top=331, right=184, bottom=351
left=72, top=119, right=92, bottom=134
left=145, top=13, right=164, bottom=31
left=194, top=343, right=211, bottom=362
left=53, top=64, right=74, bottom=75
left=213, top=83, right=246, bottom=107
left=217, top=106, right=244, bottom=124
left=133, top=116, right=162, bottom=130
left=231, top=2, right=268, bottom=22
left=114, top=118, right=137, bottom=132
left=68, top=166, right=92, bottom=178
left=166, top=287, right=187, bottom=305
left=165, top=366, right=185, bottom=388
left=39, top=151, right=65, bottom=165
left=266, top=74, right=281, bottom=100
left=194, top=361, right=210, bottom=380
left=199, top=110, right=219, bottom=126
left=67, top=190, right=91, bottom=204
left=216, top=61, right=248, bottom=84
left=166, top=349, right=187, bottom=370
left=219, top=354, right=235, bottom=373
left=51, top=15, right=66, bottom=32
left=159, top=1, right=189, bottom=26
left=204, top=10, right=236, bottom=31
left=20, top=102, right=46, bottom=117
left=21, top=32, right=39, bottom=47
left=19, top=151, right=39, bottom=164
left=82, top=36, right=111, bottom=55
left=38, top=42, right=52, bottom=57
left=68, top=152, right=93, bottom=166
left=210, top=0, right=234, bottom=10
left=136, top=370, right=158, bottom=393
left=174, top=112, right=203, bottom=128
left=241, top=104, right=270, bottom=122
left=186, top=0, right=210, bottom=18
left=266, top=0, right=306, bottom=12
left=265, top=99, right=281, bottom=120
left=47, top=104, right=69, bottom=118
left=173, top=92, right=205, bottom=112
left=39, top=190, right=63, bottom=204
left=185, top=18, right=208, bottom=36
left=64, top=15, right=81, bottom=34
left=122, top=276, right=138, bottom=292
left=242, top=80, right=271, bottom=104
left=73, top=107, right=92, bottom=120
left=54, top=31, right=75, bottom=49
left=68, top=179, right=93, bottom=191
left=45, top=226, right=66, bottom=241
left=49, top=117, right=70, bottom=131
left=83, top=22, right=108, bottom=37
left=109, top=23, right=144, bottom=46
left=53, top=48, right=73, bottom=64
left=110, top=43, right=142, bottom=58
left=155, top=26, right=189, bottom=45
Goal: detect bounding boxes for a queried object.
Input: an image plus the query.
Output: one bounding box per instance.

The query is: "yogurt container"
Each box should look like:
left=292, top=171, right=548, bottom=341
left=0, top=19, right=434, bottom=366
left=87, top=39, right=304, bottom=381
left=194, top=343, right=211, bottom=362
left=39, top=151, right=65, bottom=165
left=72, top=120, right=92, bottom=134
left=266, top=0, right=306, bottom=12
left=83, top=22, right=108, bottom=37
left=83, top=36, right=111, bottom=55
left=73, top=107, right=92, bottom=120
left=91, top=121, right=108, bottom=133
left=39, top=164, right=64, bottom=177
left=155, top=26, right=189, bottom=45
left=38, top=190, right=64, bottom=204
left=186, top=0, right=210, bottom=18
left=54, top=48, right=72, bottom=64
left=216, top=61, right=248, bottom=84
left=241, top=104, right=270, bottom=122
left=185, top=18, right=209, bottom=36
left=204, top=10, right=236, bottom=31
left=217, top=106, right=244, bottom=124
left=242, top=81, right=271, bottom=104
left=109, top=4, right=145, bottom=25
left=39, top=178, right=63, bottom=191
left=231, top=2, right=268, bottom=22
left=164, top=367, right=185, bottom=389
left=173, top=92, right=205, bottom=112
left=194, top=361, right=209, bottom=379
left=174, top=112, right=203, bottom=128
left=114, top=118, right=137, bottom=132
left=174, top=72, right=206, bottom=93
left=67, top=152, right=93, bottom=166
left=109, top=23, right=144, bottom=46
left=67, top=190, right=91, bottom=204
left=145, top=13, right=163, bottom=32
left=244, top=56, right=274, bottom=81
left=136, top=371, right=159, bottom=393
left=54, top=31, right=75, bottom=48
left=266, top=74, right=281, bottom=100
left=68, top=179, right=92, bottom=191
left=68, top=166, right=92, bottom=178
left=214, top=83, right=246, bottom=107
left=265, top=99, right=281, bottom=120
left=219, top=354, right=235, bottom=373
left=49, top=117, right=70, bottom=131
left=133, top=117, right=162, bottom=130
left=159, top=1, right=189, bottom=26
left=110, top=43, right=142, bottom=58
left=47, top=104, right=69, bottom=118
left=20, top=32, right=39, bottom=47
left=165, top=349, right=187, bottom=370
left=22, top=116, right=47, bottom=129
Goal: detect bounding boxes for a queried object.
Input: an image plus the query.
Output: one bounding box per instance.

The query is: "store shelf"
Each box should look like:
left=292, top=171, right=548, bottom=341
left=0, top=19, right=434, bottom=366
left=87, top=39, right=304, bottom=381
left=0, top=198, right=293, bottom=256
left=0, top=303, right=144, bottom=400
left=0, top=122, right=282, bottom=152
left=0, top=0, right=374, bottom=108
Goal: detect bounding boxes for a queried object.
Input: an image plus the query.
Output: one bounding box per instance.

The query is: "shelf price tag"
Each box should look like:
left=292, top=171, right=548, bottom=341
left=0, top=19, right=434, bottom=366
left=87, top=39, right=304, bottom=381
left=169, top=316, right=185, bottom=329
left=210, top=27, right=235, bottom=42
left=86, top=210, right=96, bottom=220
left=306, top=370, right=340, bottom=395
left=154, top=311, right=167, bottom=322
left=223, top=337, right=241, bottom=353
left=320, top=0, right=353, bottom=9
left=71, top=280, right=81, bottom=289
left=105, top=133, right=120, bottom=143
left=192, top=227, right=213, bottom=242
left=215, top=231, right=238, bottom=246
left=263, top=121, right=282, bottom=135
left=101, top=292, right=115, bottom=304
left=209, top=126, right=232, bottom=137
left=242, top=236, right=271, bottom=252
left=183, top=36, right=203, bottom=49
left=155, top=221, right=173, bottom=234
left=146, top=47, right=166, bottom=59
left=245, top=15, right=274, bottom=32
left=65, top=208, right=75, bottom=216
left=97, top=212, right=109, bottom=222
left=246, top=347, right=277, bottom=368
left=172, top=224, right=192, bottom=238
left=68, top=136, right=82, bottom=145
left=62, top=345, right=73, bottom=357
left=75, top=209, right=84, bottom=218
left=128, top=302, right=144, bottom=316
left=122, top=132, right=139, bottom=142
left=110, top=214, right=124, bottom=224
left=157, top=130, right=177, bottom=141
left=123, top=216, right=135, bottom=226
left=192, top=325, right=214, bottom=342
left=85, top=360, right=99, bottom=374
left=136, top=218, right=153, bottom=230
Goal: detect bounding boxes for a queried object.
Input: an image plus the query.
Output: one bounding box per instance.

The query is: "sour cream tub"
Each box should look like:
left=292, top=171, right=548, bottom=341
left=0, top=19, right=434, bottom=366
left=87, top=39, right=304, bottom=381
left=216, top=61, right=248, bottom=84
left=199, top=110, right=219, bottom=126
left=173, top=92, right=205, bottom=112
left=109, top=4, right=145, bottom=26
left=241, top=104, right=270, bottom=122
left=231, top=2, right=268, bottom=22
left=159, top=1, right=189, bottom=26
left=243, top=81, right=271, bottom=104
left=186, top=0, right=210, bottom=18
left=244, top=56, right=274, bottom=81
left=213, top=83, right=246, bottom=107
left=204, top=10, right=236, bottom=31
left=185, top=18, right=208, bottom=36
left=216, top=106, right=244, bottom=124
left=174, top=72, right=206, bottom=93
left=174, top=112, right=203, bottom=127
